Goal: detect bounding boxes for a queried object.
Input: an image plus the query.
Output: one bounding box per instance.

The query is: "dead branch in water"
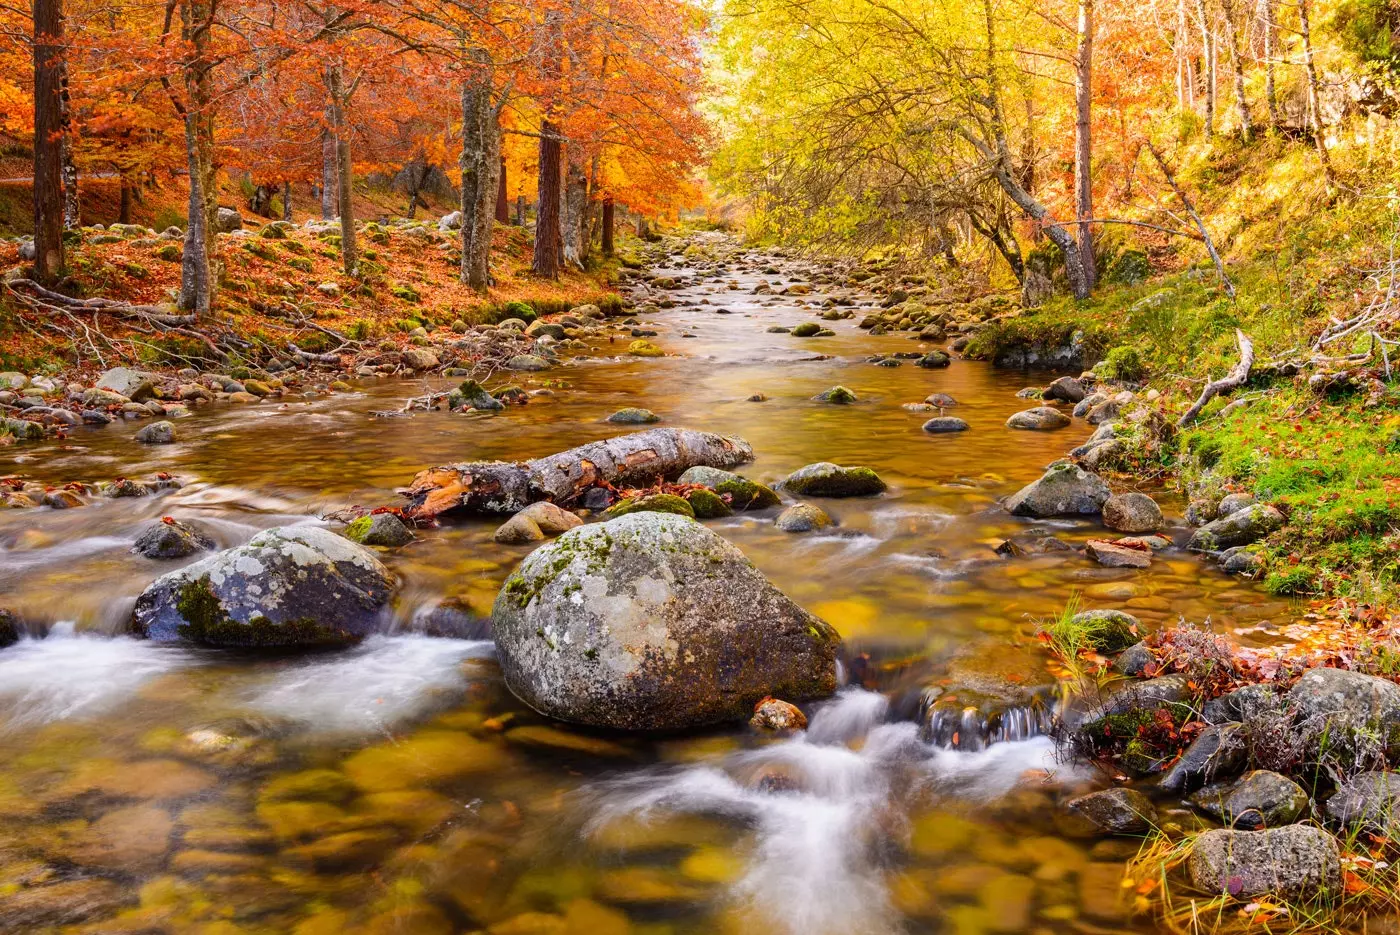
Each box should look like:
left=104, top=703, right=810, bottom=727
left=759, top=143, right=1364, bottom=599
left=1178, top=329, right=1255, bottom=426
left=401, top=428, right=756, bottom=519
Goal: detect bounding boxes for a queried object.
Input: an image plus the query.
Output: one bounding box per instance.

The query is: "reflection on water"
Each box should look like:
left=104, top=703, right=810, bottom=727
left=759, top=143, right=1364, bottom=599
left=0, top=249, right=1292, bottom=933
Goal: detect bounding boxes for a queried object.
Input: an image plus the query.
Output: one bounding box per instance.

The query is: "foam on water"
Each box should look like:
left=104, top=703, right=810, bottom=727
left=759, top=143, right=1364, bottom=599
left=0, top=623, right=196, bottom=730
left=246, top=635, right=493, bottom=734
left=585, top=688, right=1081, bottom=935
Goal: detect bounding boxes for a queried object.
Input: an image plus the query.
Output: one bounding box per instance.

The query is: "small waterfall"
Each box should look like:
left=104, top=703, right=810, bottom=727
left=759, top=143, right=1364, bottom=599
left=917, top=688, right=1060, bottom=752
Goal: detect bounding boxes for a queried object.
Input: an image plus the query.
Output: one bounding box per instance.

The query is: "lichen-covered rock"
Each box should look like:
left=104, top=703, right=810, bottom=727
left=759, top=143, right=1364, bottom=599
left=1187, top=504, right=1284, bottom=551
left=448, top=380, right=504, bottom=411
left=1191, top=770, right=1309, bottom=829
left=344, top=513, right=415, bottom=548
left=1203, top=683, right=1283, bottom=725
left=812, top=385, right=857, bottom=404
left=1288, top=668, right=1400, bottom=752
left=1187, top=826, right=1340, bottom=897
left=1003, top=463, right=1110, bottom=516
left=1068, top=609, right=1142, bottom=652
left=491, top=512, right=841, bottom=730
left=774, top=502, right=833, bottom=532
left=132, top=518, right=215, bottom=559
left=1006, top=407, right=1071, bottom=430
left=1102, top=492, right=1163, bottom=533
left=1066, top=788, right=1156, bottom=834
left=685, top=488, right=733, bottom=519
left=1218, top=493, right=1257, bottom=516
left=1324, top=770, right=1400, bottom=836
left=791, top=322, right=821, bottom=337
left=783, top=462, right=886, bottom=497
left=131, top=525, right=395, bottom=647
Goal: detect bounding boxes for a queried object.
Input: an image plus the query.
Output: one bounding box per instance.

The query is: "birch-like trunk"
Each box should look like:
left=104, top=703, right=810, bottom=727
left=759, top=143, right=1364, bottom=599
left=178, top=0, right=218, bottom=315
left=1074, top=0, right=1096, bottom=291
left=32, top=0, right=65, bottom=283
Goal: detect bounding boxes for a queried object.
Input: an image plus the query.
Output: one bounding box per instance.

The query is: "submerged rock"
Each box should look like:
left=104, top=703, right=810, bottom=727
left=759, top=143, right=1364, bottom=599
left=1003, top=463, right=1110, bottom=517
left=1187, top=826, right=1340, bottom=897
left=1085, top=538, right=1152, bottom=568
left=134, top=420, right=177, bottom=444
left=774, top=502, right=833, bottom=532
left=1066, top=788, right=1157, bottom=834
left=1006, top=407, right=1071, bottom=430
left=131, top=525, right=395, bottom=647
left=607, top=407, right=660, bottom=424
left=783, top=462, right=886, bottom=497
left=132, top=518, right=216, bottom=559
left=491, top=512, right=841, bottom=730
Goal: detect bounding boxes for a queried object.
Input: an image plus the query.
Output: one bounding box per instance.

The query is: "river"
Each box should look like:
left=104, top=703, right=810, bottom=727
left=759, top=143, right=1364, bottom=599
left=0, top=239, right=1293, bottom=934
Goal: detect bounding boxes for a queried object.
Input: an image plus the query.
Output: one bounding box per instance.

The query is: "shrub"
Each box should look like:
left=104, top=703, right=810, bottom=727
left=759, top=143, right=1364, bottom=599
left=1097, top=345, right=1146, bottom=381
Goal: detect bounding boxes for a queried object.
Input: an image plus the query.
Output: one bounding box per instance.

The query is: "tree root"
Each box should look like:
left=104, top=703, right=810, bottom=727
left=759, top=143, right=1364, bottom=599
left=4, top=277, right=196, bottom=326
left=1178, top=329, right=1255, bottom=426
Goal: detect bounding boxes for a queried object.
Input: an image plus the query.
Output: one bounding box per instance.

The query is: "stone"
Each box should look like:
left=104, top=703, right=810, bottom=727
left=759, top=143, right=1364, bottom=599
left=750, top=697, right=808, bottom=731
left=0, top=878, right=131, bottom=928
left=526, top=321, right=566, bottom=340
left=132, top=518, right=215, bottom=559
left=783, top=462, right=886, bottom=497
left=1187, top=504, right=1284, bottom=551
left=66, top=804, right=174, bottom=873
left=344, top=512, right=415, bottom=547
left=215, top=207, right=243, bottom=232
left=1218, top=492, right=1257, bottom=516
left=926, top=393, right=958, bottom=407
left=774, top=502, right=833, bottom=532
left=131, top=525, right=396, bottom=647
left=627, top=340, right=664, bottom=357
left=923, top=417, right=969, bottom=433
left=1006, top=406, right=1072, bottom=430
left=491, top=512, right=840, bottom=730
left=678, top=465, right=744, bottom=487
left=134, top=420, right=177, bottom=444
left=438, top=211, right=463, bottom=230
left=402, top=348, right=439, bottom=371
left=507, top=354, right=552, bottom=371
left=1102, top=492, right=1163, bottom=533
left=493, top=502, right=584, bottom=544
left=1066, top=788, right=1157, bottom=834
left=916, top=351, right=951, bottom=368
left=1203, top=683, right=1284, bottom=725
left=1113, top=641, right=1156, bottom=676
left=1044, top=376, right=1087, bottom=403
left=812, top=385, right=857, bottom=404
left=95, top=366, right=155, bottom=401
left=1187, top=826, right=1340, bottom=896
left=1191, top=770, right=1309, bottom=829
left=449, top=379, right=504, bottom=411
left=1069, top=609, right=1142, bottom=652
left=1221, top=547, right=1264, bottom=576
left=0, top=607, right=19, bottom=646
left=1325, top=770, right=1400, bottom=836
left=1186, top=498, right=1219, bottom=526
left=791, top=322, right=822, bottom=337
left=1085, top=538, right=1152, bottom=568
left=1004, top=463, right=1110, bottom=517
left=606, top=407, right=660, bottom=424
left=1289, top=667, right=1400, bottom=750
left=1158, top=722, right=1247, bottom=793
left=685, top=488, right=732, bottom=519
left=994, top=536, right=1074, bottom=557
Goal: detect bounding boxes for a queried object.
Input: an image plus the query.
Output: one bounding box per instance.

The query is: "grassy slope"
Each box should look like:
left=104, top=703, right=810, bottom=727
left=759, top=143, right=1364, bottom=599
left=967, top=133, right=1400, bottom=599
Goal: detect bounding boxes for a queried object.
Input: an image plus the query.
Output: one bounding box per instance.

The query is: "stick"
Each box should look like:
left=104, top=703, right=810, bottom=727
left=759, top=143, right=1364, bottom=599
left=1179, top=329, right=1255, bottom=426
left=1145, top=141, right=1236, bottom=299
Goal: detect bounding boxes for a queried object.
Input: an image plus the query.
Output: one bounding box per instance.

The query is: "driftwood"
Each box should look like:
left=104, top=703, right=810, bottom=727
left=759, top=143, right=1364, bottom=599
left=1178, top=329, right=1255, bottom=426
left=402, top=428, right=756, bottom=519
left=5, top=277, right=197, bottom=325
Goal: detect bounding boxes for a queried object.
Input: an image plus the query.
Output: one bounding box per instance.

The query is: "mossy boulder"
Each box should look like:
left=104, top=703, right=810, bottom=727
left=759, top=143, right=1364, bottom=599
left=491, top=512, right=841, bottom=729
left=606, top=407, right=660, bottom=424
left=791, top=322, right=822, bottom=337
left=685, top=488, right=733, bottom=519
left=344, top=513, right=415, bottom=548
left=812, top=386, right=857, bottom=404
left=1068, top=609, right=1142, bottom=653
left=130, top=525, right=395, bottom=647
left=604, top=493, right=695, bottom=519
left=782, top=462, right=886, bottom=498
left=628, top=340, right=664, bottom=357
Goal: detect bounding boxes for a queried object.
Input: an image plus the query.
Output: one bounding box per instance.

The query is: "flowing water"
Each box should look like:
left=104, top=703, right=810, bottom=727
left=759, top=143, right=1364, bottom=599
left=0, top=241, right=1297, bottom=934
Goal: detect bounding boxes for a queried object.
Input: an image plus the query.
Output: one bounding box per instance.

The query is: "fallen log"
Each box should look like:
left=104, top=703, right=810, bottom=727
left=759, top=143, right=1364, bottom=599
left=1178, top=329, right=1255, bottom=427
left=402, top=428, right=756, bottom=519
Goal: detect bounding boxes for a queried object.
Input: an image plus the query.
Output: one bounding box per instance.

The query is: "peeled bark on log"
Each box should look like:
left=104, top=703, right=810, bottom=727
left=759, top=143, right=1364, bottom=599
left=402, top=428, right=756, bottom=519
left=1178, top=329, right=1254, bottom=426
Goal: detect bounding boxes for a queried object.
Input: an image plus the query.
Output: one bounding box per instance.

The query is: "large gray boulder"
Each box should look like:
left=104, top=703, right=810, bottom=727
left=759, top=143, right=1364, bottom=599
left=131, top=525, right=395, bottom=647
left=1187, top=826, right=1340, bottom=897
left=1191, top=770, right=1310, bottom=829
left=1325, top=770, right=1400, bottom=836
left=1289, top=668, right=1400, bottom=752
left=1187, top=504, right=1284, bottom=551
left=491, top=512, right=841, bottom=730
left=1066, top=788, right=1156, bottom=834
left=94, top=367, right=156, bottom=402
left=1102, top=492, right=1163, bottom=533
left=1006, top=406, right=1071, bottom=430
left=782, top=462, right=886, bottom=497
left=1003, top=463, right=1111, bottom=517
left=214, top=207, right=243, bottom=233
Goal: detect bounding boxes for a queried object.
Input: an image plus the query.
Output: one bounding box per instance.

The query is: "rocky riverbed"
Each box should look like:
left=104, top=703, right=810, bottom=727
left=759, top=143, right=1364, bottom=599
left=0, top=232, right=1344, bottom=934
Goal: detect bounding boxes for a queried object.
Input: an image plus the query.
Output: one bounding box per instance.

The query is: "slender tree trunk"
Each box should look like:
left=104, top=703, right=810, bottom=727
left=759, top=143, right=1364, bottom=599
left=495, top=156, right=509, bottom=223
left=1178, top=0, right=1196, bottom=111
left=561, top=158, right=587, bottom=269
left=601, top=194, right=614, bottom=256
left=1220, top=0, right=1254, bottom=139
left=320, top=127, right=336, bottom=219
left=326, top=65, right=356, bottom=275
left=32, top=0, right=65, bottom=283
left=282, top=179, right=291, bottom=220
left=1074, top=0, right=1096, bottom=290
left=119, top=176, right=133, bottom=224
left=532, top=120, right=562, bottom=278
left=515, top=194, right=525, bottom=226
left=458, top=58, right=501, bottom=292
left=59, top=63, right=79, bottom=229
left=1298, top=0, right=1335, bottom=189
left=1196, top=0, right=1215, bottom=138
left=1260, top=0, right=1280, bottom=128
left=178, top=0, right=217, bottom=315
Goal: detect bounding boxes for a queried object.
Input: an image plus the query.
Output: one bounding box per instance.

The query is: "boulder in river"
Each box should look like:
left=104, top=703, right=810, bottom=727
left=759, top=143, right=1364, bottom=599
left=605, top=493, right=696, bottom=519
left=491, top=512, right=841, bottom=730
left=812, top=386, right=857, bottom=404
left=1190, top=770, right=1309, bottom=829
left=606, top=407, right=660, bottom=424
left=1066, top=788, right=1156, bottom=835
left=774, top=502, right=833, bottom=532
left=1068, top=609, right=1141, bottom=652
left=506, top=354, right=551, bottom=371
left=0, top=607, right=19, bottom=647
left=1085, top=538, right=1152, bottom=568
left=1158, top=722, right=1247, bottom=793
left=922, top=417, right=969, bottom=434
left=1187, top=504, right=1283, bottom=551
left=925, top=392, right=958, bottom=407
left=783, top=462, right=886, bottom=497
left=95, top=366, right=156, bottom=401
left=135, top=421, right=177, bottom=444
left=751, top=697, right=807, bottom=731
left=493, top=502, right=584, bottom=544
left=685, top=488, right=732, bottom=518
left=1003, top=463, right=1110, bottom=517
left=1043, top=376, right=1087, bottom=403
left=1187, top=826, right=1340, bottom=897
left=344, top=512, right=415, bottom=548
left=1102, top=492, right=1163, bottom=533
left=1288, top=667, right=1400, bottom=752
left=131, top=525, right=396, bottom=647
left=791, top=322, right=822, bottom=337
left=132, top=518, right=215, bottom=559
left=1006, top=407, right=1071, bottom=430
left=916, top=351, right=950, bottom=368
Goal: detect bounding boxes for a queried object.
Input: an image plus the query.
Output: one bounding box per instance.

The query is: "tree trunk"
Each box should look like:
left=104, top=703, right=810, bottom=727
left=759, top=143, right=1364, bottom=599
left=561, top=158, right=587, bottom=269
left=1220, top=0, right=1254, bottom=139
left=178, top=0, right=217, bottom=315
left=1198, top=0, right=1216, bottom=138
left=403, top=428, right=757, bottom=519
left=495, top=156, right=509, bottom=223
left=458, top=60, right=500, bottom=292
left=59, top=64, right=79, bottom=229
left=515, top=194, right=525, bottom=226
left=32, top=0, right=64, bottom=283
left=1260, top=0, right=1280, bottom=129
left=119, top=176, right=133, bottom=224
left=320, top=127, right=337, bottom=219
left=282, top=179, right=291, bottom=220
left=1298, top=0, right=1334, bottom=189
left=601, top=194, right=614, bottom=256
left=532, top=120, right=562, bottom=278
left=1074, top=0, right=1096, bottom=291
left=326, top=65, right=356, bottom=275
left=1177, top=0, right=1196, bottom=111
